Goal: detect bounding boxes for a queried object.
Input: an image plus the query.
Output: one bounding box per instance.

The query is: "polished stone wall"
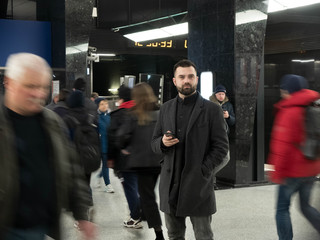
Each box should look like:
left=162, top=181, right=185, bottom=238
left=188, top=0, right=268, bottom=186
left=65, top=0, right=94, bottom=94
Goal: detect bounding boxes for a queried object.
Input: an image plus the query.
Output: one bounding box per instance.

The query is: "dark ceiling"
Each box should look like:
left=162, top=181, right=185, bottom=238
left=1, top=0, right=320, bottom=56
left=92, top=1, right=320, bottom=55
left=265, top=4, right=320, bottom=55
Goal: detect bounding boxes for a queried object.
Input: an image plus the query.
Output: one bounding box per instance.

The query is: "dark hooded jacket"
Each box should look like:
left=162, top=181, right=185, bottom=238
left=267, top=89, right=320, bottom=184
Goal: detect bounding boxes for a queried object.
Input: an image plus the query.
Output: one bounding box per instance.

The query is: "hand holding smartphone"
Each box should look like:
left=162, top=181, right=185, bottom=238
left=165, top=132, right=176, bottom=138
left=162, top=131, right=179, bottom=147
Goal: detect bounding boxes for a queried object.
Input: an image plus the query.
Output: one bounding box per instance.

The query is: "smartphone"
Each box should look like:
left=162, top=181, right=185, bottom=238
left=165, top=132, right=176, bottom=138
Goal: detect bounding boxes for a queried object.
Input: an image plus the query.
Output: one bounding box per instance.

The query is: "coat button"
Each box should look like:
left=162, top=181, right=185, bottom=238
left=167, top=169, right=171, bottom=173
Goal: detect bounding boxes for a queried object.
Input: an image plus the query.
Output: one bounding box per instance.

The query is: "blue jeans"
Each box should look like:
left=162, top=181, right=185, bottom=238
left=164, top=212, right=213, bottom=240
left=121, top=172, right=141, bottom=220
left=99, top=153, right=110, bottom=185
left=4, top=226, right=47, bottom=240
left=276, top=177, right=320, bottom=240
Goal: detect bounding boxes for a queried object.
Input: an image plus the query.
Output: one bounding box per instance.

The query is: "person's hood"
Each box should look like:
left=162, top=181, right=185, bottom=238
left=274, top=89, right=320, bottom=110
left=209, top=94, right=229, bottom=105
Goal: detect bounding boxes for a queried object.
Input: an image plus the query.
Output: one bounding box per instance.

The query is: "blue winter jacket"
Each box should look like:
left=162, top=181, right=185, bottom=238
left=98, top=111, right=111, bottom=154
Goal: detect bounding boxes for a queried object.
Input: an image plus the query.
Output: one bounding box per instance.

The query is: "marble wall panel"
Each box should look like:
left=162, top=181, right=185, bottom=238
left=188, top=0, right=268, bottom=186
left=65, top=0, right=94, bottom=94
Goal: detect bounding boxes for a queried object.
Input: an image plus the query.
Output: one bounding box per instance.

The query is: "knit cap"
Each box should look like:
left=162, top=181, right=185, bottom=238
left=280, top=74, right=308, bottom=94
left=215, top=84, right=226, bottom=93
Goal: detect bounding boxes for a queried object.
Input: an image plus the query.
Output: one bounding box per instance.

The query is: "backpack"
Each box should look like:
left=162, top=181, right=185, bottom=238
left=64, top=113, right=101, bottom=173
left=301, top=99, right=320, bottom=160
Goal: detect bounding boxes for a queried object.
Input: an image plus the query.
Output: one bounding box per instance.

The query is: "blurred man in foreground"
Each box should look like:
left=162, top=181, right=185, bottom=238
left=0, top=52, right=96, bottom=240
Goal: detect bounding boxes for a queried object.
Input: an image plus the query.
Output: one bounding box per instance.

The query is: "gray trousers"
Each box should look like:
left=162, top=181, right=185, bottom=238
left=164, top=212, right=214, bottom=240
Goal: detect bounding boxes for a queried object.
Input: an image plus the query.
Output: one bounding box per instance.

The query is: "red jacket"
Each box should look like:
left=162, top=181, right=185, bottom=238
left=267, top=89, right=320, bottom=183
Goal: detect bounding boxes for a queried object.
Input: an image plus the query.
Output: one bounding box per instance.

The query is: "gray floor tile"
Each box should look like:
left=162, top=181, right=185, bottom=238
left=60, top=169, right=320, bottom=240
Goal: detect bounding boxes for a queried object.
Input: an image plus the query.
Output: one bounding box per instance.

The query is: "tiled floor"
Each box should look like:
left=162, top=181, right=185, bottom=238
left=60, top=169, right=320, bottom=240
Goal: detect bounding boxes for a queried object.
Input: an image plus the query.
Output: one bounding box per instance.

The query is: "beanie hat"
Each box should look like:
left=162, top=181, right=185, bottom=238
left=67, top=90, right=85, bottom=108
left=73, top=78, right=86, bottom=92
left=95, top=97, right=105, bottom=105
left=215, top=84, right=226, bottom=94
left=118, top=85, right=131, bottom=102
left=280, top=74, right=308, bottom=94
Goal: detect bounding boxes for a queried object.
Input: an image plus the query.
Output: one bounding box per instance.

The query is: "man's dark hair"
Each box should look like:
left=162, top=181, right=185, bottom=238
left=173, top=59, right=197, bottom=76
left=73, top=77, right=86, bottom=92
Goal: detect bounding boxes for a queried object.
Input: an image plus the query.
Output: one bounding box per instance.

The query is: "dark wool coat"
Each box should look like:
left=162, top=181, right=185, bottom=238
left=151, top=93, right=229, bottom=216
left=0, top=103, right=91, bottom=240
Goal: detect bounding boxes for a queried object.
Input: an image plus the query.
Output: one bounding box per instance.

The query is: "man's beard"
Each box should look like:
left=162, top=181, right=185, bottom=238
left=176, top=84, right=196, bottom=96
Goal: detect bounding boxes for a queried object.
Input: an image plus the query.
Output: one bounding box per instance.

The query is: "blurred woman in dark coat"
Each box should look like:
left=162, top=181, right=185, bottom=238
left=118, top=83, right=164, bottom=240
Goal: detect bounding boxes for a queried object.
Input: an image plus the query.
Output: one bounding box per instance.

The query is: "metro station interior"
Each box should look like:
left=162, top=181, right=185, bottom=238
left=1, top=0, right=320, bottom=239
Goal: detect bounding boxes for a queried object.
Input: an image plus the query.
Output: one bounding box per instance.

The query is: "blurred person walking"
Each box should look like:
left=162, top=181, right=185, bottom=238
left=267, top=74, right=320, bottom=240
left=73, top=77, right=98, bottom=119
left=62, top=90, right=101, bottom=224
left=0, top=52, right=96, bottom=240
left=151, top=59, right=229, bottom=240
left=118, top=83, right=164, bottom=239
left=108, top=85, right=142, bottom=228
left=52, top=88, right=71, bottom=118
left=45, top=93, right=59, bottom=110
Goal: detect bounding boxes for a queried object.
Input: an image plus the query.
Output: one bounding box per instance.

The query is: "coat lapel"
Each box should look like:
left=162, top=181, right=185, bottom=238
left=186, top=94, right=203, bottom=134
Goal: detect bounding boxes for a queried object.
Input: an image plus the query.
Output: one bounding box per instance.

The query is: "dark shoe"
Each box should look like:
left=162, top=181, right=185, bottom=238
left=155, top=230, right=164, bottom=240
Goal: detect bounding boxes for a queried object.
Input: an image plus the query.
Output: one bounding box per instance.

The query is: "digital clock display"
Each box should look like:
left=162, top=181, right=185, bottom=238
left=133, top=39, right=188, bottom=49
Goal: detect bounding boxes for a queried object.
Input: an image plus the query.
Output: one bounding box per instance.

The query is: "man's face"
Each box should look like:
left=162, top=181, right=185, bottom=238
left=215, top=92, right=226, bottom=102
left=173, top=66, right=198, bottom=97
left=5, top=69, right=51, bottom=115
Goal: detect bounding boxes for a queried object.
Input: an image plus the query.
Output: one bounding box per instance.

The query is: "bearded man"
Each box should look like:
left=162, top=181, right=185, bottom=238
left=151, top=59, right=229, bottom=240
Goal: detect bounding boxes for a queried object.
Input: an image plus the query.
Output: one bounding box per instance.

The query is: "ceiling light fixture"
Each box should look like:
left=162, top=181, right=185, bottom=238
left=123, top=22, right=188, bottom=42
left=66, top=43, right=88, bottom=55
left=292, top=59, right=315, bottom=63
left=96, top=53, right=116, bottom=57
left=116, top=1, right=320, bottom=43
left=235, top=10, right=268, bottom=25
left=268, top=0, right=320, bottom=13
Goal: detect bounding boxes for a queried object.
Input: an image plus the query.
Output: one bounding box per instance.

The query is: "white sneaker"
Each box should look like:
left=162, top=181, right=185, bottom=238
left=105, top=184, right=114, bottom=193
left=74, top=221, right=80, bottom=230
left=123, top=217, right=142, bottom=229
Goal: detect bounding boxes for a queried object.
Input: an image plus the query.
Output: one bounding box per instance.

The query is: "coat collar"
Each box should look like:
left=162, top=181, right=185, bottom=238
left=186, top=92, right=204, bottom=133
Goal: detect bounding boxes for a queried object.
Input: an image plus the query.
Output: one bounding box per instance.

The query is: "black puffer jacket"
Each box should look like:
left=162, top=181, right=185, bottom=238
left=108, top=101, right=135, bottom=172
